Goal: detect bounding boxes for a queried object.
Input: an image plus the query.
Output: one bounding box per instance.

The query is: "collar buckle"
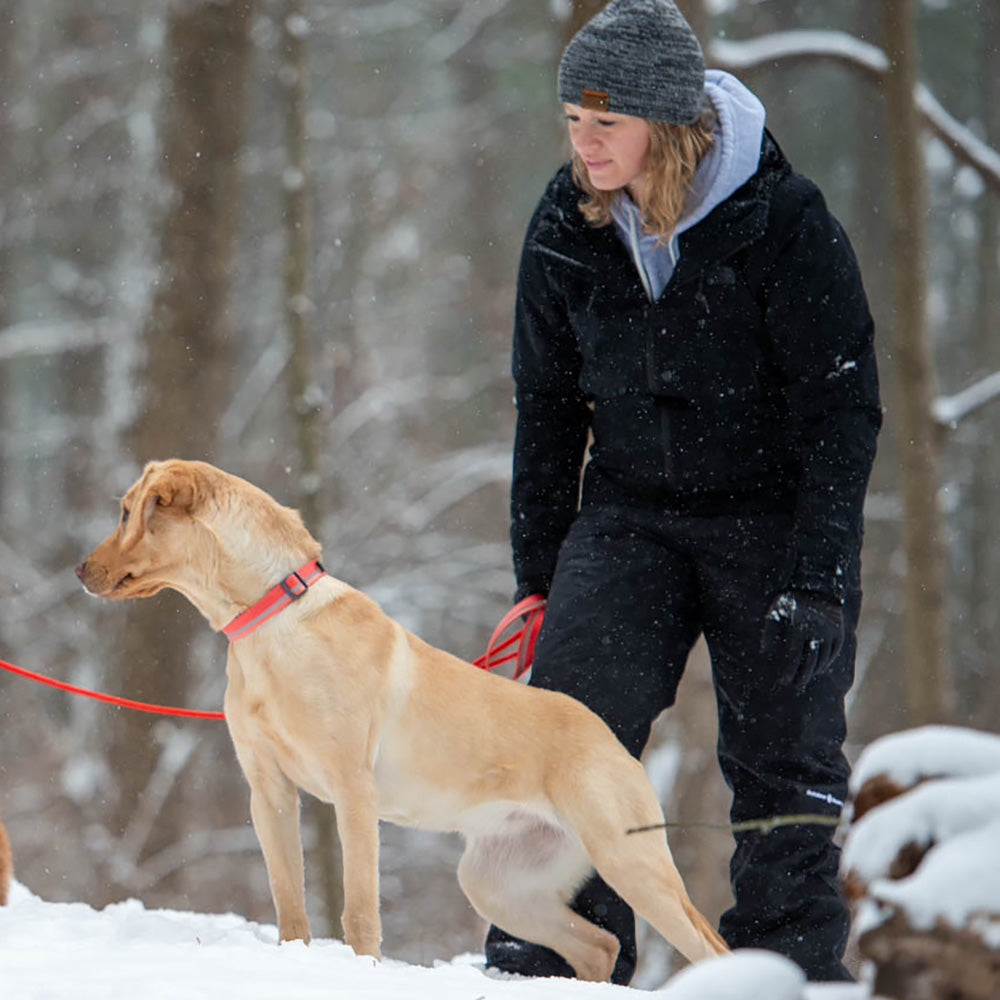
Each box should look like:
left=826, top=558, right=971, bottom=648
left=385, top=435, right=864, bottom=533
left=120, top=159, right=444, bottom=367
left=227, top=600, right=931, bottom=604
left=281, top=571, right=309, bottom=601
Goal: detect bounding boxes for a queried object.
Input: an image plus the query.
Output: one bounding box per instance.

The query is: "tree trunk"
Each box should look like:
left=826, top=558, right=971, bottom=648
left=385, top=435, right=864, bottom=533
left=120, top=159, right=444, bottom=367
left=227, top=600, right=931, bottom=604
left=279, top=0, right=343, bottom=941
left=880, top=0, right=952, bottom=725
left=675, top=0, right=708, bottom=45
left=102, top=0, right=256, bottom=899
left=568, top=0, right=606, bottom=36
left=282, top=0, right=324, bottom=535
left=968, top=1, right=1000, bottom=728
left=0, top=0, right=17, bottom=332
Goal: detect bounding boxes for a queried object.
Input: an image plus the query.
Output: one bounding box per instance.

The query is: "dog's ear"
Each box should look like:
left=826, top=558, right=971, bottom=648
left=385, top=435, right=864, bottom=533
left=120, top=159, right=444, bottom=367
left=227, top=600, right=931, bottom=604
left=137, top=461, right=205, bottom=527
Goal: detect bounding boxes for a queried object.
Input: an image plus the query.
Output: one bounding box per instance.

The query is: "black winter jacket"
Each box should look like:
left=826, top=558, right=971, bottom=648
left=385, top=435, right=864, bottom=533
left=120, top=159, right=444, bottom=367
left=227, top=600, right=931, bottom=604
left=510, top=134, right=881, bottom=603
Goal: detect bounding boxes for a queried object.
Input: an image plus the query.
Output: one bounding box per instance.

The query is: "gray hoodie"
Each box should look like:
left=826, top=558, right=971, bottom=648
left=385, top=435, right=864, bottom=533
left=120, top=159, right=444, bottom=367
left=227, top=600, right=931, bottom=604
left=610, top=69, right=767, bottom=301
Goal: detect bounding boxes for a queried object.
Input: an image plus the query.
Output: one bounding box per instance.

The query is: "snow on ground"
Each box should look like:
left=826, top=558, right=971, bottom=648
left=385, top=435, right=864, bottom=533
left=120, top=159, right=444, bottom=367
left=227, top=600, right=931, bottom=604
left=0, top=880, right=867, bottom=1000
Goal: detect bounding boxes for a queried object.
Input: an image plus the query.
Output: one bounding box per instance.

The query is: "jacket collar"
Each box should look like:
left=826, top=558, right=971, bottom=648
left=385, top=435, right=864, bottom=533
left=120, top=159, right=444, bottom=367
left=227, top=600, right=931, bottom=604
left=670, top=131, right=789, bottom=283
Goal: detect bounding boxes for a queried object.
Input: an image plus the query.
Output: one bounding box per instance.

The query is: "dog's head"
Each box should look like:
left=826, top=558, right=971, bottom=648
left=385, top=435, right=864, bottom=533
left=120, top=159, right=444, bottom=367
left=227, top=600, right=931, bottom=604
left=76, top=459, right=218, bottom=601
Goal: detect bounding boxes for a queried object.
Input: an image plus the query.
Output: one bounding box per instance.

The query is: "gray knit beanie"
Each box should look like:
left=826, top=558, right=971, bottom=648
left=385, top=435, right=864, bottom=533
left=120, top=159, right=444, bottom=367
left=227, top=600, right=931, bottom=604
left=558, top=0, right=705, bottom=125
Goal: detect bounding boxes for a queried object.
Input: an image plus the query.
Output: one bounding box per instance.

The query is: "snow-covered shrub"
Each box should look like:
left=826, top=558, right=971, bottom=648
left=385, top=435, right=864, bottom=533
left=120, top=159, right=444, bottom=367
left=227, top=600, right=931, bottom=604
left=842, top=725, right=1000, bottom=1000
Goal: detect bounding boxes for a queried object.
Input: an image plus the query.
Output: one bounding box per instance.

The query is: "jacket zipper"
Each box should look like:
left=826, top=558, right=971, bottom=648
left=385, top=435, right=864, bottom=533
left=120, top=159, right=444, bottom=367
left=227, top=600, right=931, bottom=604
left=627, top=210, right=680, bottom=482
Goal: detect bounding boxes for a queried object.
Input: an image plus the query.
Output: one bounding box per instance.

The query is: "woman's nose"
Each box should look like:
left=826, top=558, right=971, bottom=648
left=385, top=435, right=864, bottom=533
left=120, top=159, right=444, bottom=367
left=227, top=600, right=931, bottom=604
left=570, top=124, right=598, bottom=152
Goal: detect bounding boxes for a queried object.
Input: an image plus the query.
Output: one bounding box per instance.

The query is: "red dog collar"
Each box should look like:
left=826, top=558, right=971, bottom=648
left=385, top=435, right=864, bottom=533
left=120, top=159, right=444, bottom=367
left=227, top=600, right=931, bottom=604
left=223, top=559, right=326, bottom=641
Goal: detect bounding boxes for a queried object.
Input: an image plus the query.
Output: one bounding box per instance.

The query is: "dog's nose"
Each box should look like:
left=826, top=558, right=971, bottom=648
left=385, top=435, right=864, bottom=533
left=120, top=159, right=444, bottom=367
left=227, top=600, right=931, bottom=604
left=75, top=562, right=86, bottom=581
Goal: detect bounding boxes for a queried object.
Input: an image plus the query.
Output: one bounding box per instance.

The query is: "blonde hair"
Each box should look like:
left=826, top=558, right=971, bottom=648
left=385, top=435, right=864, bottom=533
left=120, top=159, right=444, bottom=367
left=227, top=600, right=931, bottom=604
left=572, top=103, right=717, bottom=244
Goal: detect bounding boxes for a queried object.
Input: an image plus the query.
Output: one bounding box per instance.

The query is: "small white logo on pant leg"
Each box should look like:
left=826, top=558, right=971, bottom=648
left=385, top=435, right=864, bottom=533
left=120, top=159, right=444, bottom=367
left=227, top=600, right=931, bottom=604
left=805, top=789, right=844, bottom=808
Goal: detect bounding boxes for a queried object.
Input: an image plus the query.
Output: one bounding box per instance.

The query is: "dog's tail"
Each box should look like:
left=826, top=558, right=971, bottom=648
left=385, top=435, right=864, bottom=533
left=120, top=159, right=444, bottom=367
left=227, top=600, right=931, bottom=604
left=551, top=743, right=729, bottom=963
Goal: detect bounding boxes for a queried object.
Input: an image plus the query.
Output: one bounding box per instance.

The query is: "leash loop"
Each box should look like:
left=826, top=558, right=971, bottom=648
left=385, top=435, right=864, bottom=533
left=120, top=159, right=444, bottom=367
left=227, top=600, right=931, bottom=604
left=472, top=594, right=546, bottom=681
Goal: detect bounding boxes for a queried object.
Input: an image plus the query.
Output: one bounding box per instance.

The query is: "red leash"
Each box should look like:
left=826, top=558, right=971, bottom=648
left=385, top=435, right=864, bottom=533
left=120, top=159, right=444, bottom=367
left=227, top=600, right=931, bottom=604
left=0, top=656, right=226, bottom=720
left=0, top=595, right=546, bottom=719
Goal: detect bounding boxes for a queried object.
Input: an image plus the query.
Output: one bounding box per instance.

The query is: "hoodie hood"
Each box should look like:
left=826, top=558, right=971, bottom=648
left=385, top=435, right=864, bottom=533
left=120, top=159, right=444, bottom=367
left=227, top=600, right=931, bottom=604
left=611, top=69, right=767, bottom=300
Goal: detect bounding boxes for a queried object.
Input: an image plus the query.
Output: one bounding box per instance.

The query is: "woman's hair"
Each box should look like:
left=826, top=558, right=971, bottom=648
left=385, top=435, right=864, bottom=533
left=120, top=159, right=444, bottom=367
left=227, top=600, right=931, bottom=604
left=572, top=100, right=717, bottom=244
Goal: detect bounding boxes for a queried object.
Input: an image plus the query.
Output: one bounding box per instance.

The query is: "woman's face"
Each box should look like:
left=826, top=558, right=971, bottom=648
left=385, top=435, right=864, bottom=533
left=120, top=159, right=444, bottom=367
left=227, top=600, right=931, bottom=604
left=563, top=103, right=651, bottom=197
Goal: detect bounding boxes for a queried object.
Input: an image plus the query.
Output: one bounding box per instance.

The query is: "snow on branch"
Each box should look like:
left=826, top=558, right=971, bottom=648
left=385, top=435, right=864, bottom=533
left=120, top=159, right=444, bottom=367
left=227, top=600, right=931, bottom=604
left=397, top=444, right=513, bottom=533
left=426, top=0, right=510, bottom=62
left=0, top=319, right=123, bottom=361
left=932, top=371, right=1000, bottom=426
left=328, top=359, right=509, bottom=446
left=711, top=28, right=888, bottom=75
left=710, top=30, right=1000, bottom=194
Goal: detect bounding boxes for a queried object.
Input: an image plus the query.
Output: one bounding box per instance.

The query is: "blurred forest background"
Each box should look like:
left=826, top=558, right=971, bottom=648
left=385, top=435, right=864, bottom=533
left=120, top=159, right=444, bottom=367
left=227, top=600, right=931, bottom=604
left=0, top=0, right=998, bottom=987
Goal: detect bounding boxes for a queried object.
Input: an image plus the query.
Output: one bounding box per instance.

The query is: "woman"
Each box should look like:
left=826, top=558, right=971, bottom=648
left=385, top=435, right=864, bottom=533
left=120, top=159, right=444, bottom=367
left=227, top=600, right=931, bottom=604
left=485, top=0, right=881, bottom=985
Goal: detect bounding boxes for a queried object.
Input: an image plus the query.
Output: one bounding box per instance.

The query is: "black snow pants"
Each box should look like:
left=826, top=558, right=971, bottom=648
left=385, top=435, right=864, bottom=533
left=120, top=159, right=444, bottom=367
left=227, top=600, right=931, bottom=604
left=485, top=502, right=859, bottom=983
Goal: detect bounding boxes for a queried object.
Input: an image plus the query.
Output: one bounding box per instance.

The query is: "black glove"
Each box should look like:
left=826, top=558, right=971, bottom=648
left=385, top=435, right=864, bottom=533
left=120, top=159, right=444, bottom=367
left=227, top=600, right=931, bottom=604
left=761, top=590, right=845, bottom=688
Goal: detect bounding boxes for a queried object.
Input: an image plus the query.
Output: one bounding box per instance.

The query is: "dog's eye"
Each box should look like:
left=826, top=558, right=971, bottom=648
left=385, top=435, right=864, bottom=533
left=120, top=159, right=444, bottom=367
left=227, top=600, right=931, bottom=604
left=121, top=506, right=130, bottom=525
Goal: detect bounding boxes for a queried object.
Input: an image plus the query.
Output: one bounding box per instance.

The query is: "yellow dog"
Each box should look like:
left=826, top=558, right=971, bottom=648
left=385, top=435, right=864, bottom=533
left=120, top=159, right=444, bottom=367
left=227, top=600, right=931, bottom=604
left=77, top=459, right=726, bottom=981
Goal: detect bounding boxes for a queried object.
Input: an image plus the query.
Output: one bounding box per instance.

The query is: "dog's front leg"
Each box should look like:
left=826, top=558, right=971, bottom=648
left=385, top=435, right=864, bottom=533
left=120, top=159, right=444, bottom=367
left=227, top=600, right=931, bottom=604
left=334, top=772, right=382, bottom=960
left=248, top=771, right=310, bottom=944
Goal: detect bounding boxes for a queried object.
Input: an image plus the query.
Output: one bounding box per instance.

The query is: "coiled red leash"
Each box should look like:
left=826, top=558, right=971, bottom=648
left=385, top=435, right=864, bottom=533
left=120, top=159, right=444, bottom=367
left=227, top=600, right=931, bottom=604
left=472, top=594, right=546, bottom=681
left=0, top=595, right=546, bottom=717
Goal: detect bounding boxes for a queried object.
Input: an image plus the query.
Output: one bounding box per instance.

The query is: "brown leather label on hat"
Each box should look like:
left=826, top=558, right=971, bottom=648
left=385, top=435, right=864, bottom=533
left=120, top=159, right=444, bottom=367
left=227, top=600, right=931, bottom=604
left=581, top=88, right=609, bottom=111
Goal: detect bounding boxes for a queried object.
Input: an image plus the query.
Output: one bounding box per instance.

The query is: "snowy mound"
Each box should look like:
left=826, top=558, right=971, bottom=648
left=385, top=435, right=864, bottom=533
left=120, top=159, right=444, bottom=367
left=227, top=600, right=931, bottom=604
left=849, top=725, right=1000, bottom=795
left=843, top=726, right=1000, bottom=1000
left=860, top=819, right=1000, bottom=945
left=658, top=949, right=805, bottom=999
left=843, top=771, right=1000, bottom=890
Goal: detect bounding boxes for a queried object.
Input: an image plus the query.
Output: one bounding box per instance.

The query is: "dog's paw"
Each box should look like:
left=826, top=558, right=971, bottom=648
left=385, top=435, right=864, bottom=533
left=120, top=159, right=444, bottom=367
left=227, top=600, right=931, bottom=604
left=277, top=916, right=311, bottom=945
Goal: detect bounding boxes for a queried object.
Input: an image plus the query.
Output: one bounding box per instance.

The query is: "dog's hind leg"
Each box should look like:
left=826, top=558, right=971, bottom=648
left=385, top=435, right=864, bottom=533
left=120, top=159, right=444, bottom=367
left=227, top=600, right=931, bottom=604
left=457, top=819, right=619, bottom=982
